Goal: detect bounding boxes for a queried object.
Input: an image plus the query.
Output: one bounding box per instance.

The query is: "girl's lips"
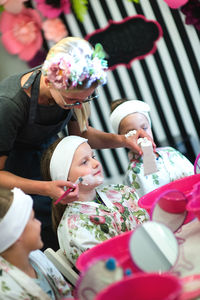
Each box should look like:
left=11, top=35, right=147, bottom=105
left=94, top=170, right=102, bottom=176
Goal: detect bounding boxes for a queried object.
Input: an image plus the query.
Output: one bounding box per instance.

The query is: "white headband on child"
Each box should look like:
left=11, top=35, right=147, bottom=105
left=110, top=100, right=151, bottom=134
left=0, top=188, right=33, bottom=253
left=50, top=136, right=88, bottom=181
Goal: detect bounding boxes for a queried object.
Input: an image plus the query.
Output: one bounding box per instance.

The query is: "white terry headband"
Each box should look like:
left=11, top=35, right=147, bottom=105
left=0, top=188, right=33, bottom=253
left=110, top=100, right=151, bottom=134
left=50, top=136, right=88, bottom=181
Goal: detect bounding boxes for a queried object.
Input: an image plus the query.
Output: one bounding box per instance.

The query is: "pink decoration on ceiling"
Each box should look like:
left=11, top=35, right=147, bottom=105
left=34, top=0, right=71, bottom=18
left=0, top=7, right=43, bottom=61
left=0, top=0, right=28, bottom=14
left=42, top=18, right=68, bottom=42
left=163, top=0, right=188, bottom=9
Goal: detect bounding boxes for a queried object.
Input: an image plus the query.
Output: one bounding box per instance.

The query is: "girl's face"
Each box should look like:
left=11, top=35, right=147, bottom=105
left=20, top=210, right=43, bottom=252
left=119, top=112, right=153, bottom=139
left=68, top=142, right=103, bottom=188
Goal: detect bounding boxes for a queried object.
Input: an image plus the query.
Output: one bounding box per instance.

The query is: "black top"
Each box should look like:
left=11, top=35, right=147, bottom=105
left=0, top=67, right=74, bottom=155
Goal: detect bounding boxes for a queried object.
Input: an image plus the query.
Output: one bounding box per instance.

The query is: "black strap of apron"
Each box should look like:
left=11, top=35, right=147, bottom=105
left=22, top=69, right=41, bottom=125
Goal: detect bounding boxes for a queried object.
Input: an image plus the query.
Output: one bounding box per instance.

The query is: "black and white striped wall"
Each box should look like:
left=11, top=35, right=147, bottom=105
left=60, top=0, right=200, bottom=182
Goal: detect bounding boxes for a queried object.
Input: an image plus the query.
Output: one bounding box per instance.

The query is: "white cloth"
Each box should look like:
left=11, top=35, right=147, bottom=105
left=123, top=147, right=194, bottom=199
left=50, top=135, right=87, bottom=181
left=0, top=187, right=33, bottom=253
left=110, top=100, right=151, bottom=134
left=0, top=250, right=72, bottom=299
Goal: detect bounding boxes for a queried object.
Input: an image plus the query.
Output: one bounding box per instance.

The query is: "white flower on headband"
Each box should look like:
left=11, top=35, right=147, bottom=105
left=42, top=43, right=108, bottom=90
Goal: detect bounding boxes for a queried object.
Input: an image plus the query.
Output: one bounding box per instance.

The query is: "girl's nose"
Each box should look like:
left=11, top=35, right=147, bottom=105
left=92, top=158, right=100, bottom=168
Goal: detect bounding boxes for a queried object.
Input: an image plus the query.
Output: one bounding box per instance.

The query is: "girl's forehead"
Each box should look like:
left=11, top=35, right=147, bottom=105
left=124, top=112, right=149, bottom=123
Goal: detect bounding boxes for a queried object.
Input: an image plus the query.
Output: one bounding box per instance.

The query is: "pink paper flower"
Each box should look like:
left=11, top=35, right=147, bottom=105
left=35, top=0, right=71, bottom=18
left=0, top=0, right=28, bottom=14
left=0, top=8, right=43, bottom=61
left=163, top=0, right=188, bottom=9
left=42, top=18, right=68, bottom=43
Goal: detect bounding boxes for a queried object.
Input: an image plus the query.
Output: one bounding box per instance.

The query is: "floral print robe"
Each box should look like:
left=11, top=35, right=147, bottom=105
left=123, top=147, right=194, bottom=198
left=0, top=250, right=72, bottom=299
left=58, top=184, right=149, bottom=266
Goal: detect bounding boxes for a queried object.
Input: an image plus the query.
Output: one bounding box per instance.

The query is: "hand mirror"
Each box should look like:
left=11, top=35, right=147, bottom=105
left=150, top=189, right=188, bottom=232
left=129, top=221, right=179, bottom=273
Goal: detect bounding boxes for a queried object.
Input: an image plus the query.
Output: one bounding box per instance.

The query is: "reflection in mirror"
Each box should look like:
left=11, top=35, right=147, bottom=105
left=129, top=221, right=179, bottom=273
left=194, top=153, right=200, bottom=174
left=151, top=190, right=188, bottom=232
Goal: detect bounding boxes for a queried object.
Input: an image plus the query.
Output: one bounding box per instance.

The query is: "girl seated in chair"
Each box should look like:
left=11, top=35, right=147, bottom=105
left=41, top=136, right=149, bottom=266
left=110, top=99, right=194, bottom=198
left=0, top=187, right=72, bottom=300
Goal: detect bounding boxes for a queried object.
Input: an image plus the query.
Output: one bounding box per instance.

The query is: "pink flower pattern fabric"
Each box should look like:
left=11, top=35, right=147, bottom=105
left=0, top=7, right=43, bottom=61
left=58, top=184, right=149, bottom=266
left=124, top=146, right=194, bottom=199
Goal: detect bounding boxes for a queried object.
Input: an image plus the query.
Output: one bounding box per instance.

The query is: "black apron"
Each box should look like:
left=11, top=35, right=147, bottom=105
left=5, top=69, right=73, bottom=228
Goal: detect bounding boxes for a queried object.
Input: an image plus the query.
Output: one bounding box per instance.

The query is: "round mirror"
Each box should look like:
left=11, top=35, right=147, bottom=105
left=151, top=190, right=188, bottom=232
left=194, top=153, right=200, bottom=174
left=129, top=221, right=179, bottom=273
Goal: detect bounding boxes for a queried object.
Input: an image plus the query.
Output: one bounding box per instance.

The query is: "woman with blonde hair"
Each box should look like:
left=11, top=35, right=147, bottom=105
left=0, top=37, right=153, bottom=250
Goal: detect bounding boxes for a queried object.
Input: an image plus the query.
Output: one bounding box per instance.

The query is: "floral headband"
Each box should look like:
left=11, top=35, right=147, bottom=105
left=42, top=43, right=108, bottom=90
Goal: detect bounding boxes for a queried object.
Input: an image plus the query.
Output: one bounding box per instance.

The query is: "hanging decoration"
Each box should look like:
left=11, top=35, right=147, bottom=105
left=85, top=15, right=163, bottom=71
left=0, top=0, right=198, bottom=66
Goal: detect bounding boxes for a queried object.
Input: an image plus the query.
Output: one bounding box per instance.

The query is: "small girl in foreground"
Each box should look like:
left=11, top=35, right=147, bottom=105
left=41, top=136, right=149, bottom=266
left=0, top=187, right=72, bottom=300
left=110, top=99, right=194, bottom=198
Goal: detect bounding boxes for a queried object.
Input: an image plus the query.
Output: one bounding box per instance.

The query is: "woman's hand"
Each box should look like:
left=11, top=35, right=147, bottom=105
left=124, top=129, right=156, bottom=155
left=45, top=180, right=80, bottom=204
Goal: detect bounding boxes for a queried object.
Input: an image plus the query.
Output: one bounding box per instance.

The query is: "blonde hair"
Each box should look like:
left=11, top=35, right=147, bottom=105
left=0, top=187, right=14, bottom=219
left=44, top=37, right=103, bottom=132
left=41, top=138, right=66, bottom=232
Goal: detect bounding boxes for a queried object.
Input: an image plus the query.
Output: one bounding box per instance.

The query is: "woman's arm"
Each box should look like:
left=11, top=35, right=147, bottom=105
left=68, top=121, right=156, bottom=154
left=0, top=156, right=79, bottom=201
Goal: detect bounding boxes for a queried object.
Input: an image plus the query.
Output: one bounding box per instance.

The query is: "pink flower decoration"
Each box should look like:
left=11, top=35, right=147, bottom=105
left=90, top=215, right=106, bottom=225
left=42, top=18, right=68, bottom=43
left=35, top=0, right=71, bottom=18
left=163, top=0, right=188, bottom=9
left=0, top=8, right=43, bottom=61
left=0, top=0, right=28, bottom=14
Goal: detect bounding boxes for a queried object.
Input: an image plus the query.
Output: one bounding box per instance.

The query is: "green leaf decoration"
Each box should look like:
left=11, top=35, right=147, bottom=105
left=0, top=5, right=5, bottom=13
left=71, top=0, right=88, bottom=23
left=127, top=0, right=140, bottom=3
left=93, top=43, right=106, bottom=59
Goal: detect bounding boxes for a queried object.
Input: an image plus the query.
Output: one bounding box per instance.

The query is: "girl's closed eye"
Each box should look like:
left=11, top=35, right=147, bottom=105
left=81, top=159, right=88, bottom=165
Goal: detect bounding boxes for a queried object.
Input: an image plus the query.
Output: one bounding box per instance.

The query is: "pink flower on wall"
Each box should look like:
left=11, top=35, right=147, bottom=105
left=42, top=18, right=68, bottom=42
left=35, top=0, right=71, bottom=19
left=163, top=0, right=188, bottom=9
left=0, top=0, right=28, bottom=14
left=0, top=8, right=43, bottom=61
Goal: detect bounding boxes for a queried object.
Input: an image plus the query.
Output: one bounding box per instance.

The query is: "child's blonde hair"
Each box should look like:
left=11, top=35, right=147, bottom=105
left=41, top=138, right=66, bottom=233
left=0, top=187, right=13, bottom=220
